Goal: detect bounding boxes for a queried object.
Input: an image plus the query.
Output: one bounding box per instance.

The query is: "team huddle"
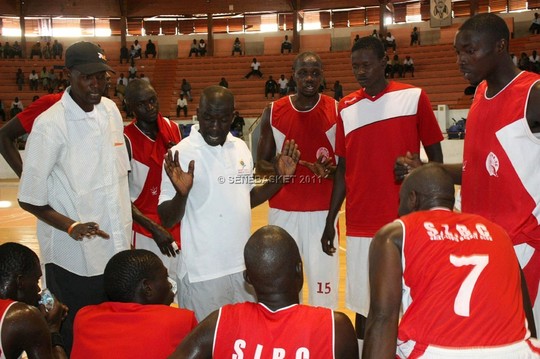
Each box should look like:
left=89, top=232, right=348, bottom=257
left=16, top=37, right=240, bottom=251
left=0, top=12, right=539, bottom=359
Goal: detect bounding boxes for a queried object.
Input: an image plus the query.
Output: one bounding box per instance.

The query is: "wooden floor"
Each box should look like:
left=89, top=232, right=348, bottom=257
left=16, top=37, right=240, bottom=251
left=0, top=179, right=355, bottom=322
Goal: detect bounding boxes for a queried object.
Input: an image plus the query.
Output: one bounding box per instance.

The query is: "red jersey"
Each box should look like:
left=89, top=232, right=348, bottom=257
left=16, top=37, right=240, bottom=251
left=399, top=209, right=529, bottom=351
left=124, top=115, right=181, bottom=245
left=0, top=299, right=15, bottom=359
left=18, top=93, right=62, bottom=132
left=214, top=302, right=334, bottom=359
left=269, top=94, right=337, bottom=211
left=71, top=302, right=197, bottom=359
left=336, top=82, right=443, bottom=237
left=462, top=71, right=540, bottom=249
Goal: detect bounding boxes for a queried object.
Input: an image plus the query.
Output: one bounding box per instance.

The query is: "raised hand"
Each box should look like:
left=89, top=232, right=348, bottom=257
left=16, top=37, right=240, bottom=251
left=274, top=139, right=300, bottom=177
left=394, top=151, right=422, bottom=182
left=70, top=222, right=109, bottom=240
left=164, top=149, right=194, bottom=197
left=152, top=225, right=179, bottom=258
left=299, top=154, right=335, bottom=178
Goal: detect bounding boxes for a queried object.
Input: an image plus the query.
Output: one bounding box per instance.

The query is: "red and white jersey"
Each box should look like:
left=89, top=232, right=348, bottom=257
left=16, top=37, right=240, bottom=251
left=269, top=94, right=338, bottom=211
left=124, top=116, right=181, bottom=246
left=462, top=71, right=540, bottom=249
left=0, top=299, right=15, bottom=359
left=213, top=302, right=335, bottom=359
left=336, top=82, right=443, bottom=237
left=398, top=209, right=530, bottom=352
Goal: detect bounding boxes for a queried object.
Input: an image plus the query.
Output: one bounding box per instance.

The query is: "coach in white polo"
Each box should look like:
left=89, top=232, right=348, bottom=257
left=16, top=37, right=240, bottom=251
left=158, top=85, right=299, bottom=320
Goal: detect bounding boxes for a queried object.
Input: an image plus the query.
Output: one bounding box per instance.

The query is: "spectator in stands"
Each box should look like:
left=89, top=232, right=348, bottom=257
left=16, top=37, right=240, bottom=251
left=52, top=39, right=63, bottom=60
left=354, top=34, right=360, bottom=43
left=0, top=242, right=69, bottom=359
left=176, top=93, right=188, bottom=117
left=56, top=72, right=68, bottom=92
left=3, top=42, right=11, bottom=58
left=116, top=73, right=128, bottom=101
left=530, top=12, right=540, bottom=34
left=16, top=68, right=24, bottom=91
left=29, top=70, right=39, bottom=91
left=120, top=45, right=129, bottom=64
left=402, top=55, right=415, bottom=77
left=71, top=249, right=197, bottom=358
left=511, top=53, right=518, bottom=66
left=410, top=27, right=420, bottom=46
left=278, top=74, right=288, bottom=97
left=42, top=41, right=52, bottom=59
left=372, top=29, right=378, bottom=37
left=232, top=37, right=242, bottom=56
left=530, top=50, right=540, bottom=73
left=318, top=77, right=327, bottom=92
left=391, top=54, right=402, bottom=78
left=519, top=52, right=531, bottom=71
left=145, top=39, right=157, bottom=58
left=189, top=39, right=199, bottom=57
left=230, top=111, right=245, bottom=138
left=10, top=97, right=23, bottom=119
left=288, top=75, right=296, bottom=94
left=30, top=41, right=42, bottom=59
left=198, top=39, right=206, bottom=56
left=139, top=73, right=150, bottom=82
left=129, top=59, right=137, bottom=80
left=0, top=100, right=5, bottom=122
left=133, top=39, right=142, bottom=58
left=11, top=41, right=22, bottom=58
left=0, top=42, right=4, bottom=58
left=219, top=77, right=229, bottom=88
left=333, top=80, right=343, bottom=101
left=281, top=35, right=292, bottom=54
left=32, top=95, right=40, bottom=102
left=40, top=66, right=49, bottom=91
left=245, top=58, right=263, bottom=79
left=181, top=79, right=193, bottom=102
left=265, top=75, right=278, bottom=99
left=385, top=32, right=397, bottom=52
left=48, top=68, right=58, bottom=93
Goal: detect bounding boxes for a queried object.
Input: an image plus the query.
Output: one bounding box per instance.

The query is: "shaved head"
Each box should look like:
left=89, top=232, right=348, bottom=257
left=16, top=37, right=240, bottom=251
left=244, top=225, right=303, bottom=295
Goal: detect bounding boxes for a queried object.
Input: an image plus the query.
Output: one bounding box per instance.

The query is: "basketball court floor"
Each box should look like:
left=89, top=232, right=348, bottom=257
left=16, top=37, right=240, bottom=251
left=0, top=179, right=355, bottom=321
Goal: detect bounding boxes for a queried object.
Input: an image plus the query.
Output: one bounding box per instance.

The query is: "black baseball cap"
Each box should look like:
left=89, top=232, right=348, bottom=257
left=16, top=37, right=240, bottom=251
left=65, top=41, right=115, bottom=74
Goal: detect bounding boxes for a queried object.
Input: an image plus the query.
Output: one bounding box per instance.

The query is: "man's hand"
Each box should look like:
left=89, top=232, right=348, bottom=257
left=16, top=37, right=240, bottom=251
left=274, top=139, right=300, bottom=178
left=152, top=225, right=179, bottom=257
left=70, top=222, right=109, bottom=240
left=164, top=149, right=194, bottom=197
left=394, top=151, right=422, bottom=182
left=321, top=222, right=337, bottom=256
left=40, top=295, right=68, bottom=333
left=299, top=154, right=335, bottom=178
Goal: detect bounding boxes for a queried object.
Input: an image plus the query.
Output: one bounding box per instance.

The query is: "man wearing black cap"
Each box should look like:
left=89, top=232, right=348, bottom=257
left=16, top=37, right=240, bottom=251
left=18, top=41, right=132, bottom=354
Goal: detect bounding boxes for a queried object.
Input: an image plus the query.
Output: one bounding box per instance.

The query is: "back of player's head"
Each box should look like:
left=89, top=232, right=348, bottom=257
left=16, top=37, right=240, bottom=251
left=351, top=36, right=385, bottom=59
left=0, top=242, right=39, bottom=288
left=104, top=249, right=163, bottom=302
left=244, top=225, right=302, bottom=294
left=293, top=52, right=323, bottom=70
left=459, top=13, right=510, bottom=47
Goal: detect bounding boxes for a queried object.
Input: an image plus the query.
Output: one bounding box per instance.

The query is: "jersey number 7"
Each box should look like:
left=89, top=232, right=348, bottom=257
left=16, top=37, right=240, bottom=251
left=449, top=254, right=489, bottom=317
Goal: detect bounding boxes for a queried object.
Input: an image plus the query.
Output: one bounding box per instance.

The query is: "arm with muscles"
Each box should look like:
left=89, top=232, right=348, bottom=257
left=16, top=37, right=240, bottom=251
left=362, top=222, right=403, bottom=359
left=0, top=117, right=26, bottom=177
left=255, top=106, right=277, bottom=177
left=526, top=82, right=540, bottom=134
left=157, top=149, right=194, bottom=229
left=250, top=139, right=299, bottom=208
left=321, top=157, right=346, bottom=256
left=5, top=300, right=68, bottom=359
left=169, top=310, right=218, bottom=359
left=333, top=312, right=360, bottom=359
left=17, top=202, right=109, bottom=240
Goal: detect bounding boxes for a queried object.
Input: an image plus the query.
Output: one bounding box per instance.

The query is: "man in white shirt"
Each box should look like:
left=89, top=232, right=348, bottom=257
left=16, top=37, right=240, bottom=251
left=158, top=86, right=299, bottom=320
left=402, top=55, right=415, bottom=77
left=245, top=58, right=263, bottom=79
left=176, top=93, right=188, bottom=117
left=278, top=74, right=289, bottom=97
left=18, top=41, right=132, bottom=355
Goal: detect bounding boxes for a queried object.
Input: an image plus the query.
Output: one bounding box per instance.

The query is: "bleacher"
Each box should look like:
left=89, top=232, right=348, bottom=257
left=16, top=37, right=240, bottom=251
left=1, top=32, right=539, bottom=123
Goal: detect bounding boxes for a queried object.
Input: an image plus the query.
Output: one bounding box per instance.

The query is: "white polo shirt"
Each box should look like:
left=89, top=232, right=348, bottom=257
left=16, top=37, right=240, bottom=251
left=159, top=124, right=253, bottom=283
left=18, top=88, right=132, bottom=277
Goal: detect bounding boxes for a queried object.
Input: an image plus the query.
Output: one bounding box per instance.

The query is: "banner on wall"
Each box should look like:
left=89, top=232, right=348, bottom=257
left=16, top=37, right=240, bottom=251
left=430, top=0, right=452, bottom=27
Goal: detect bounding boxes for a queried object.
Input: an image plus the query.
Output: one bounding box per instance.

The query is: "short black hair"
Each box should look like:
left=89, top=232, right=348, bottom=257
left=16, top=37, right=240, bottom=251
left=104, top=249, right=163, bottom=302
left=351, top=36, right=385, bottom=59
left=459, top=13, right=510, bottom=46
left=0, top=243, right=39, bottom=287
left=125, top=79, right=155, bottom=105
left=293, top=52, right=323, bottom=70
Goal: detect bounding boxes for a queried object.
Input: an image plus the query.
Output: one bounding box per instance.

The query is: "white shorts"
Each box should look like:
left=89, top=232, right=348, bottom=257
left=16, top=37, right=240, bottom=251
left=179, top=271, right=256, bottom=321
left=269, top=208, right=339, bottom=309
left=345, top=236, right=372, bottom=316
left=397, top=338, right=540, bottom=358
left=132, top=231, right=183, bottom=303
